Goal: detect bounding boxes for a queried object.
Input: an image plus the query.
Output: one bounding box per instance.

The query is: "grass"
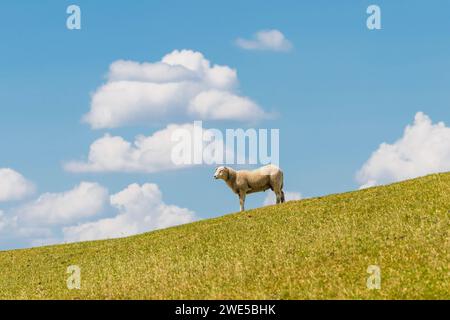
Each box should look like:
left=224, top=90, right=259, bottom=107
left=0, top=173, right=449, bottom=299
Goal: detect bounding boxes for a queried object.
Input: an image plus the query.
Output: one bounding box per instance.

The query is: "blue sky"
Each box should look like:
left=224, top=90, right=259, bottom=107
left=1, top=0, right=450, bottom=249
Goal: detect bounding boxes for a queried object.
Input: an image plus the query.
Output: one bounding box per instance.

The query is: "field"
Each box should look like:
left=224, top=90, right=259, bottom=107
left=0, top=173, right=449, bottom=299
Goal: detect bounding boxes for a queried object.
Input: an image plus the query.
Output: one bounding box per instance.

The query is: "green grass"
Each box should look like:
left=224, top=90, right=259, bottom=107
left=0, top=173, right=449, bottom=299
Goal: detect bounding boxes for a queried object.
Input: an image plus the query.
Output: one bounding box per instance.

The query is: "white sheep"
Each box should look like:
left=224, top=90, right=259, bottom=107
left=214, top=164, right=285, bottom=212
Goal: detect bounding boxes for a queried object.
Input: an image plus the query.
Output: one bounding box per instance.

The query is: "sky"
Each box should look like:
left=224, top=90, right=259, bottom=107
left=1, top=0, right=450, bottom=250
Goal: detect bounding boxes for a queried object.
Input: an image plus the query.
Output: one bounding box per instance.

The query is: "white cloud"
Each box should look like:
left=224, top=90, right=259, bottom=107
left=0, top=168, right=34, bottom=202
left=0, top=181, right=196, bottom=249
left=357, top=112, right=450, bottom=188
left=236, top=29, right=293, bottom=52
left=63, top=183, right=196, bottom=242
left=188, top=89, right=267, bottom=121
left=16, top=182, right=108, bottom=225
left=263, top=191, right=302, bottom=206
left=83, top=49, right=267, bottom=129
left=64, top=122, right=232, bottom=173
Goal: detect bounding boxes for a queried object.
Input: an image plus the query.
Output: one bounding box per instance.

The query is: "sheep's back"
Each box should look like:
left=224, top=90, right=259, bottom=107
left=254, top=164, right=282, bottom=176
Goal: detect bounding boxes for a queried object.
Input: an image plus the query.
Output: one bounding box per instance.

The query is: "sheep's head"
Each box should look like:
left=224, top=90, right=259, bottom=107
left=214, top=166, right=229, bottom=180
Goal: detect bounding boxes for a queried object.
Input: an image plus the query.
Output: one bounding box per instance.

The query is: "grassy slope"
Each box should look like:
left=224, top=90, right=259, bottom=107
left=0, top=173, right=449, bottom=300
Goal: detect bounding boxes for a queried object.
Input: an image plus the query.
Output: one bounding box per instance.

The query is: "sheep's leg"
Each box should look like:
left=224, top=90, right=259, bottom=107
left=275, top=191, right=281, bottom=204
left=239, top=192, right=246, bottom=212
left=273, top=186, right=282, bottom=204
left=270, top=174, right=283, bottom=204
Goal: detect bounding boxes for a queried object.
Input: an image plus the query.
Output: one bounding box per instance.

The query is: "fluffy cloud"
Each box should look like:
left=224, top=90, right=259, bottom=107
left=83, top=49, right=267, bottom=129
left=236, top=29, right=293, bottom=52
left=16, top=182, right=108, bottom=225
left=63, top=183, right=196, bottom=242
left=263, top=191, right=301, bottom=206
left=188, top=90, right=266, bottom=121
left=357, top=112, right=450, bottom=188
left=0, top=181, right=196, bottom=249
left=0, top=168, right=34, bottom=202
left=64, top=122, right=233, bottom=173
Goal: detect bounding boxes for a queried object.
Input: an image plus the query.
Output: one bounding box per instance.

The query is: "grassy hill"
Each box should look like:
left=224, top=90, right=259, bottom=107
left=0, top=173, right=449, bottom=300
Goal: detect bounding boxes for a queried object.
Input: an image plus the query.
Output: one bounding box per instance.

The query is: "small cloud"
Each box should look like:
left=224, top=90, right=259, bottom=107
left=236, top=29, right=293, bottom=52
left=63, top=183, right=196, bottom=242
left=16, top=182, right=108, bottom=225
left=358, top=180, right=377, bottom=190
left=357, top=112, right=450, bottom=188
left=188, top=89, right=267, bottom=121
left=0, top=168, right=35, bottom=202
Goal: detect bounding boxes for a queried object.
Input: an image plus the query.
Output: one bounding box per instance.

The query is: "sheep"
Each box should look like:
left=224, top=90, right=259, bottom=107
left=214, top=164, right=285, bottom=212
